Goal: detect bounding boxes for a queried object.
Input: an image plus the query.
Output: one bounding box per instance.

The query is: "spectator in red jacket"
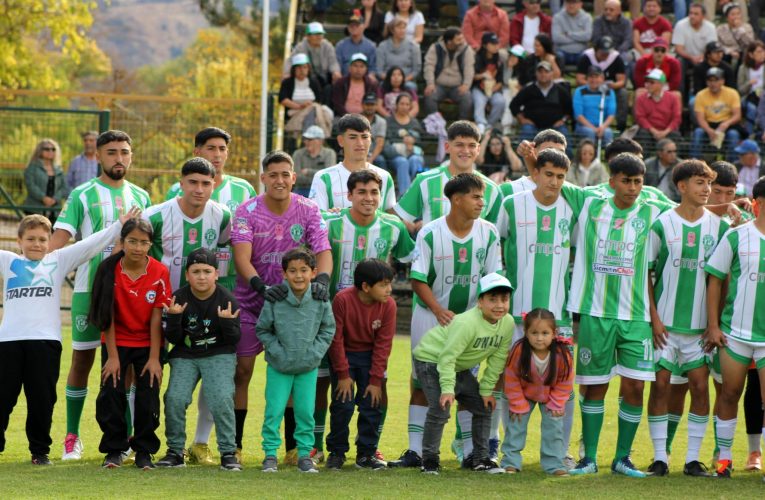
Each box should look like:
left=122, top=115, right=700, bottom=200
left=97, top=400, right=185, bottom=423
left=510, top=0, right=552, bottom=55
left=462, top=0, right=510, bottom=50
left=634, top=69, right=682, bottom=154
left=633, top=38, right=682, bottom=95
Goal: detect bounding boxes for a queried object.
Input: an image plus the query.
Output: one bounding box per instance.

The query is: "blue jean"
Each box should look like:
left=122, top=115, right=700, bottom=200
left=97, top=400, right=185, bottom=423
left=471, top=88, right=506, bottom=128
left=556, top=50, right=581, bottom=66
left=520, top=124, right=572, bottom=156
left=673, top=0, right=688, bottom=25
left=691, top=127, right=741, bottom=162
left=574, top=123, right=614, bottom=146
left=386, top=152, right=423, bottom=197
left=500, top=400, right=565, bottom=473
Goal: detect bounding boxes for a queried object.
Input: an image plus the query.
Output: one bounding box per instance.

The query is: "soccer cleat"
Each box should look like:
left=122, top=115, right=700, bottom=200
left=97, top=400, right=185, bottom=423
left=488, top=438, right=499, bottom=461
left=61, top=433, right=83, bottom=460
left=460, top=452, right=474, bottom=469
left=220, top=452, right=242, bottom=471
left=569, top=457, right=599, bottom=475
left=647, top=460, right=669, bottom=476
left=325, top=452, right=345, bottom=470
left=472, top=458, right=505, bottom=474
left=187, top=443, right=215, bottom=465
left=683, top=460, right=711, bottom=477
left=102, top=452, right=123, bottom=469
left=31, top=454, right=52, bottom=466
left=234, top=447, right=243, bottom=465
left=421, top=457, right=440, bottom=475
left=563, top=455, right=577, bottom=470
left=298, top=456, right=319, bottom=473
left=374, top=449, right=386, bottom=462
left=261, top=456, right=278, bottom=472
left=716, top=459, right=732, bottom=478
left=121, top=447, right=134, bottom=464
left=745, top=451, right=761, bottom=471
left=356, top=455, right=386, bottom=470
left=155, top=450, right=185, bottom=468
left=387, top=449, right=422, bottom=468
left=283, top=448, right=298, bottom=466
left=451, top=438, right=464, bottom=463
left=310, top=448, right=325, bottom=464
left=611, top=457, right=647, bottom=478
left=135, top=452, right=155, bottom=470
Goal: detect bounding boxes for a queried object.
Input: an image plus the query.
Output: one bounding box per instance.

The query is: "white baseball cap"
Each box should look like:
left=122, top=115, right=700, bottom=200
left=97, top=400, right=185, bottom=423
left=478, top=273, right=513, bottom=295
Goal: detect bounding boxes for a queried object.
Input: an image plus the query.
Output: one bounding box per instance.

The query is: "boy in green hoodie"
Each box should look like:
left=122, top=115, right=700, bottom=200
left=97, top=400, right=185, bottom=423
left=256, top=248, right=336, bottom=473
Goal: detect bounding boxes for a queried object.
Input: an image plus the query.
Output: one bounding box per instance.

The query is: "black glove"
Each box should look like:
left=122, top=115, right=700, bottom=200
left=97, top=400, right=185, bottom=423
left=249, top=276, right=266, bottom=295
left=311, top=272, right=330, bottom=302
left=264, top=283, right=289, bottom=303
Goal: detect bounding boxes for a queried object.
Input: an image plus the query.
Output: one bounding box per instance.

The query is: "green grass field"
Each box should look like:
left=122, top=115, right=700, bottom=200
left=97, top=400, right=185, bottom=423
left=0, top=331, right=763, bottom=498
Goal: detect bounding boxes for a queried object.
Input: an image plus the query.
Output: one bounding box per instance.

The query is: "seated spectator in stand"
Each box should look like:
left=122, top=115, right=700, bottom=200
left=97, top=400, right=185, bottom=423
left=336, top=11, right=378, bottom=81
left=510, top=61, right=572, bottom=150
left=462, top=0, right=510, bottom=50
left=281, top=54, right=329, bottom=135
left=717, top=3, right=755, bottom=66
left=361, top=93, right=387, bottom=168
left=573, top=66, right=615, bottom=146
left=634, top=69, right=683, bottom=155
left=477, top=130, right=523, bottom=182
left=376, top=19, right=421, bottom=89
left=510, top=0, right=552, bottom=55
left=644, top=138, right=681, bottom=202
left=632, top=0, right=672, bottom=57
left=293, top=126, right=337, bottom=197
left=284, top=23, right=342, bottom=102
left=576, top=36, right=628, bottom=131
left=738, top=41, right=765, bottom=135
left=423, top=27, right=475, bottom=121
left=691, top=67, right=743, bottom=162
left=693, top=42, right=736, bottom=96
left=591, top=0, right=632, bottom=62
left=383, top=94, right=425, bottom=196
left=733, top=139, right=765, bottom=196
left=566, top=138, right=608, bottom=187
left=360, top=0, right=386, bottom=44
left=472, top=32, right=508, bottom=135
left=24, top=138, right=68, bottom=224
left=331, top=53, right=378, bottom=117
left=672, top=3, right=718, bottom=69
left=376, top=66, right=419, bottom=118
left=552, top=0, right=592, bottom=66
left=633, top=39, right=682, bottom=95
left=384, top=0, right=425, bottom=45
left=66, top=131, right=99, bottom=194
left=516, top=34, right=563, bottom=87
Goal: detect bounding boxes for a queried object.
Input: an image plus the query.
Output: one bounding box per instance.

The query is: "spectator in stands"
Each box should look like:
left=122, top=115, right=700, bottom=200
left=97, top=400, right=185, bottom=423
left=427, top=0, right=470, bottom=28
left=566, top=138, right=608, bottom=187
left=510, top=61, right=572, bottom=149
left=591, top=0, right=632, bottom=62
left=331, top=53, right=378, bottom=116
left=472, top=32, right=508, bottom=135
left=633, top=39, right=682, bottom=95
left=733, top=139, right=765, bottom=196
left=66, top=131, right=99, bottom=193
left=702, top=0, right=749, bottom=23
left=634, top=69, right=683, bottom=155
left=376, top=18, right=421, bottom=88
left=360, top=0, right=386, bottom=44
left=284, top=23, right=342, bottom=103
left=632, top=0, right=672, bottom=57
left=738, top=41, right=765, bottom=134
left=510, top=0, right=552, bottom=55
left=281, top=54, right=332, bottom=136
left=423, top=27, right=475, bottom=121
left=292, top=126, right=337, bottom=197
left=384, top=0, right=425, bottom=45
left=476, top=130, right=522, bottom=182
left=672, top=3, right=718, bottom=68
left=644, top=138, right=681, bottom=202
left=383, top=93, right=425, bottom=196
left=24, top=138, right=68, bottom=223
left=462, top=0, right=510, bottom=50
left=691, top=67, right=743, bottom=162
left=576, top=36, right=628, bottom=131
left=693, top=42, right=736, bottom=96
left=336, top=11, right=378, bottom=80
left=718, top=3, right=755, bottom=67
left=361, top=93, right=387, bottom=168
left=517, top=33, right=563, bottom=87
left=573, top=66, right=615, bottom=146
left=377, top=66, right=419, bottom=117
left=552, top=0, right=592, bottom=66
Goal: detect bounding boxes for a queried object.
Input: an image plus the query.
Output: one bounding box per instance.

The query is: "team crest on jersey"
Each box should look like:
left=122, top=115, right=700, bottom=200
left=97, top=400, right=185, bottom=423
left=115, top=196, right=124, bottom=211
left=458, top=247, right=468, bottom=263
left=702, top=234, right=715, bottom=253
left=274, top=223, right=284, bottom=240
left=372, top=319, right=382, bottom=330
left=356, top=234, right=367, bottom=250
left=290, top=224, right=305, bottom=242
left=205, top=229, right=217, bottom=245
left=75, top=315, right=89, bottom=333
left=579, top=348, right=592, bottom=366
left=541, top=215, right=552, bottom=232
left=188, top=228, right=198, bottom=244
left=686, top=232, right=697, bottom=247
left=630, top=218, right=646, bottom=233
left=227, top=200, right=239, bottom=212
left=558, top=219, right=569, bottom=236
left=145, top=290, right=156, bottom=304
left=374, top=238, right=388, bottom=253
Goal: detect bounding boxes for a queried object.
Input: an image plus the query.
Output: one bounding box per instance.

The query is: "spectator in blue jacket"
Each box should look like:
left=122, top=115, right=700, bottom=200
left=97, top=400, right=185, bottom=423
left=573, top=66, right=615, bottom=146
left=336, top=11, right=378, bottom=81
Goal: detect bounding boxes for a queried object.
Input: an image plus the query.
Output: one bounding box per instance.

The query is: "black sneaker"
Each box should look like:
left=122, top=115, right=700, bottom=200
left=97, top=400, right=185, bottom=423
left=325, top=452, right=345, bottom=470
left=387, top=449, right=422, bottom=468
left=421, top=456, right=440, bottom=475
left=472, top=458, right=505, bottom=474
left=683, top=460, right=710, bottom=477
left=220, top=452, right=242, bottom=471
left=31, top=454, right=52, bottom=465
left=460, top=452, right=474, bottom=469
left=135, top=451, right=155, bottom=470
left=156, top=450, right=185, bottom=468
left=102, top=452, right=123, bottom=469
left=647, top=460, right=669, bottom=476
left=355, top=455, right=386, bottom=470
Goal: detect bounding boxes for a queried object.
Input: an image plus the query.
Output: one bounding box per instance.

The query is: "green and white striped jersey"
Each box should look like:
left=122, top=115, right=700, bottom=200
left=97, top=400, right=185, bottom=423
left=585, top=183, right=674, bottom=204
left=309, top=162, right=396, bottom=211
left=410, top=217, right=502, bottom=314
left=142, top=198, right=231, bottom=290
left=495, top=191, right=576, bottom=326
left=393, top=165, right=502, bottom=224
left=499, top=176, right=536, bottom=199
left=324, top=208, right=416, bottom=297
left=54, top=179, right=152, bottom=293
left=706, top=222, right=765, bottom=344
left=649, top=209, right=728, bottom=333
left=568, top=197, right=667, bottom=321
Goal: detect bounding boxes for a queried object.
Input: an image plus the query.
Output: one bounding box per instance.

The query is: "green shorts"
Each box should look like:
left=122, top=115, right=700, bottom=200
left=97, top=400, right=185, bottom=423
left=575, top=315, right=655, bottom=384
left=71, top=292, right=101, bottom=350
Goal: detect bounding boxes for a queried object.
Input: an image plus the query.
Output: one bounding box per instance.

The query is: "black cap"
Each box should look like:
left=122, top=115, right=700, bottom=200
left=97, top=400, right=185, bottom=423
left=362, top=92, right=377, bottom=104
left=705, top=41, right=724, bottom=54
left=595, top=36, right=614, bottom=51
left=186, top=248, right=218, bottom=270
left=481, top=32, right=499, bottom=45
left=587, top=65, right=604, bottom=76
left=706, top=66, right=725, bottom=79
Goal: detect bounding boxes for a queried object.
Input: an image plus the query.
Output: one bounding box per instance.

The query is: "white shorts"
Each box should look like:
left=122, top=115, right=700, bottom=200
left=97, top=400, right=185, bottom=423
left=724, top=335, right=765, bottom=370
left=707, top=350, right=722, bottom=385
left=411, top=304, right=439, bottom=381
left=655, top=332, right=707, bottom=374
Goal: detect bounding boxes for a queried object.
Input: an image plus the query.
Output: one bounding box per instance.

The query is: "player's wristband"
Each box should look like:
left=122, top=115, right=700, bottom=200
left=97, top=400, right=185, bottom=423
left=249, top=276, right=266, bottom=294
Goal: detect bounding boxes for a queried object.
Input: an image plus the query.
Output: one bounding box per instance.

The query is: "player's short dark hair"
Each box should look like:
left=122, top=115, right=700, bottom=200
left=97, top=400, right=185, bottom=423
left=709, top=161, right=739, bottom=187
left=605, top=137, right=642, bottom=161
left=443, top=27, right=462, bottom=43
left=444, top=172, right=484, bottom=199
left=97, top=130, right=132, bottom=148
left=672, top=159, right=716, bottom=186
left=281, top=247, right=316, bottom=271
left=262, top=150, right=294, bottom=171
left=195, top=127, right=231, bottom=147
left=753, top=176, right=765, bottom=200
left=533, top=129, right=567, bottom=148
left=354, top=258, right=394, bottom=289
left=534, top=148, right=570, bottom=171
left=447, top=120, right=480, bottom=141
left=608, top=153, right=646, bottom=177
left=347, top=169, right=382, bottom=193
left=337, top=113, right=371, bottom=134
left=181, top=157, right=216, bottom=178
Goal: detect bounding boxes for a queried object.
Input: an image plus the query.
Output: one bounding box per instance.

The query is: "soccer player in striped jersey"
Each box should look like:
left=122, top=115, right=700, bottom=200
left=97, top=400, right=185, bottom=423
left=392, top=121, right=503, bottom=230
left=50, top=130, right=152, bottom=461
left=502, top=129, right=568, bottom=198
left=388, top=173, right=502, bottom=469
left=309, top=114, right=396, bottom=211
left=645, top=160, right=728, bottom=478
left=705, top=176, right=765, bottom=479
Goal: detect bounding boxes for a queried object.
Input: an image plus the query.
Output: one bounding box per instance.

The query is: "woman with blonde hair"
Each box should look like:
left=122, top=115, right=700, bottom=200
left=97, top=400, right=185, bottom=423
left=24, top=138, right=68, bottom=223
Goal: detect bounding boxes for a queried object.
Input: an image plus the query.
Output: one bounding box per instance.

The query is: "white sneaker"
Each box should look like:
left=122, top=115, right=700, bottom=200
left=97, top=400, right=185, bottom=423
left=62, top=433, right=83, bottom=460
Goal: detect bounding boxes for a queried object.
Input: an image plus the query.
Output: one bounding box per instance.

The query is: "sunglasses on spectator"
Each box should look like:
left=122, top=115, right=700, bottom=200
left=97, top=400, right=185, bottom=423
left=653, top=47, right=666, bottom=53
left=42, top=147, right=56, bottom=151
